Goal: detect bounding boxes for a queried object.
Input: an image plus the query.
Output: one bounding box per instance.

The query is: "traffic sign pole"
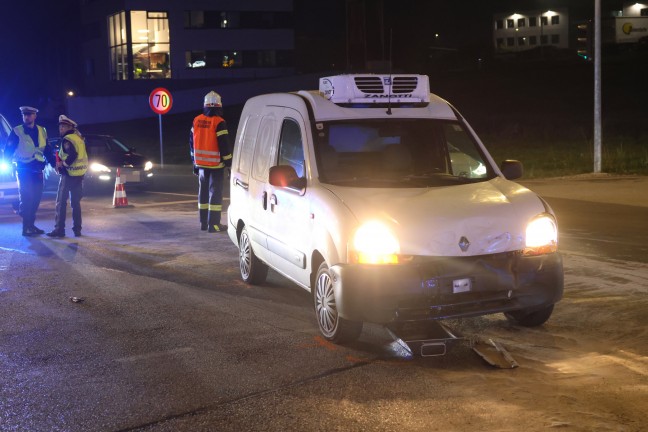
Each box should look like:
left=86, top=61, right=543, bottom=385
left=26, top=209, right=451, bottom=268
left=159, top=113, right=164, bottom=168
left=148, top=87, right=173, bottom=170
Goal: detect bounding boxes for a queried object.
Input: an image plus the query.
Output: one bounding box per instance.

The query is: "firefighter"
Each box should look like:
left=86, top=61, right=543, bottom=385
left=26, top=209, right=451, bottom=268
left=190, top=91, right=232, bottom=233
left=46, top=115, right=87, bottom=238
left=5, top=106, right=56, bottom=236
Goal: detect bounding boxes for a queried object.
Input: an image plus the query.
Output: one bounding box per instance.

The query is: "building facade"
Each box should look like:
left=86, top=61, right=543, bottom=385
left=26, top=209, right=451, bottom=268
left=80, top=0, right=294, bottom=95
left=604, top=1, right=648, bottom=44
left=493, top=8, right=569, bottom=54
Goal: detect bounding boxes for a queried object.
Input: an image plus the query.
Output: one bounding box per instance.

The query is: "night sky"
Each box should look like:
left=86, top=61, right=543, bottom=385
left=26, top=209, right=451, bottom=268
left=0, top=0, right=621, bottom=124
left=0, top=0, right=80, bottom=124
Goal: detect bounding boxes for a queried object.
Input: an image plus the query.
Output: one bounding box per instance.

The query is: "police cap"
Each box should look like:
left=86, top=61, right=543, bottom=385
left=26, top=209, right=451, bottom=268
left=58, top=114, right=78, bottom=128
left=19, top=106, right=38, bottom=114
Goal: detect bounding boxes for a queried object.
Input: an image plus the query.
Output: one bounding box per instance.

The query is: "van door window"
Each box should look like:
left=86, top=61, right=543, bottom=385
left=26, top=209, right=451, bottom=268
left=252, top=116, right=276, bottom=181
left=277, top=119, right=305, bottom=178
left=237, top=115, right=260, bottom=176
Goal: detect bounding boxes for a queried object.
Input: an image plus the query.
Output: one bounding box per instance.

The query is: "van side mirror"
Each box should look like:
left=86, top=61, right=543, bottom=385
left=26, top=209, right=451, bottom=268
left=500, top=159, right=523, bottom=180
left=269, top=165, right=306, bottom=190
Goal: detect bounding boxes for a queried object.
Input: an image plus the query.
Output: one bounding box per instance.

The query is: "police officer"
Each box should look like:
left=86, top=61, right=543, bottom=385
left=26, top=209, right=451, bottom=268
left=5, top=106, right=56, bottom=236
left=47, top=115, right=87, bottom=238
left=190, top=91, right=233, bottom=233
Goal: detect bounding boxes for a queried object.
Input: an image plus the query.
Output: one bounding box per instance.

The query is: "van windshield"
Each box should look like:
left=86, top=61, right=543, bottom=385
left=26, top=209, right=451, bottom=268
left=314, top=119, right=495, bottom=187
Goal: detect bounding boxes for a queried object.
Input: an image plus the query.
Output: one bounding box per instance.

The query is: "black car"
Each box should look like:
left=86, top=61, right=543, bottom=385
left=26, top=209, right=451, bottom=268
left=48, top=134, right=155, bottom=191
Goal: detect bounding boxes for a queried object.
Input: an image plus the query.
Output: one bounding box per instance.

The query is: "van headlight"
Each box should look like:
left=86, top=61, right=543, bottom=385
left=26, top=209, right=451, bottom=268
left=144, top=161, right=153, bottom=171
left=90, top=163, right=111, bottom=173
left=349, top=221, right=400, bottom=264
left=524, top=214, right=558, bottom=255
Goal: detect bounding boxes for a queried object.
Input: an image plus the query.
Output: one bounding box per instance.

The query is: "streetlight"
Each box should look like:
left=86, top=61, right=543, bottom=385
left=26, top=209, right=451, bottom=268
left=594, top=0, right=602, bottom=173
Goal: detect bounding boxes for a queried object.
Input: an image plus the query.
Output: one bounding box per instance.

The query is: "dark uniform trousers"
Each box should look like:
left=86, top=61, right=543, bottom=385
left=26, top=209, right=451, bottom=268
left=198, top=167, right=224, bottom=227
left=54, top=175, right=83, bottom=231
left=16, top=170, right=44, bottom=230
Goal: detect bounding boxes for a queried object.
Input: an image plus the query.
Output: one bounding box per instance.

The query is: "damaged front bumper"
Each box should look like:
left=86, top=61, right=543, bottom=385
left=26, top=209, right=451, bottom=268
left=330, top=251, right=563, bottom=324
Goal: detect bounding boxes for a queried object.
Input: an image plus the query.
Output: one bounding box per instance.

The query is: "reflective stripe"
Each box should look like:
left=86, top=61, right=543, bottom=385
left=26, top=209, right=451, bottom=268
left=216, top=130, right=228, bottom=137
left=222, top=154, right=232, bottom=161
left=195, top=156, right=221, bottom=163
left=208, top=204, right=222, bottom=211
left=198, top=203, right=209, bottom=209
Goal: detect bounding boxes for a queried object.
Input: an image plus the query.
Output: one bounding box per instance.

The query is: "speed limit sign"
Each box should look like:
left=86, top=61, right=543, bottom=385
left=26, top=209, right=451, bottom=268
left=149, top=87, right=173, bottom=115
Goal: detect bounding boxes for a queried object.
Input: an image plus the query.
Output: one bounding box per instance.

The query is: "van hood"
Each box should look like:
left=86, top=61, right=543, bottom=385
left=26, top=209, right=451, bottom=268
left=323, top=177, right=547, bottom=256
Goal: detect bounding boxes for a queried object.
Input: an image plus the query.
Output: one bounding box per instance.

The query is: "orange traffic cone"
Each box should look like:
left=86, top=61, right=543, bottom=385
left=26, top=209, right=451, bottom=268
left=112, top=168, right=130, bottom=208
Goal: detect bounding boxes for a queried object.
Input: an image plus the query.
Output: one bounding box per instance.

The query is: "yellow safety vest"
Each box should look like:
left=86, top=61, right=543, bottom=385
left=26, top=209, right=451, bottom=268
left=12, top=125, right=47, bottom=164
left=59, top=133, right=88, bottom=176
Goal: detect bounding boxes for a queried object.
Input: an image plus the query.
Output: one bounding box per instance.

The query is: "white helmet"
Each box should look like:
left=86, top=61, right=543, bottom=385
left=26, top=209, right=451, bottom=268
left=204, top=91, right=222, bottom=107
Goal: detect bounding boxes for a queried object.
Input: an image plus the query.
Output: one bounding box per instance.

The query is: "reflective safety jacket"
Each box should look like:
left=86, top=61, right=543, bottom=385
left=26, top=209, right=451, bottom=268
left=59, top=132, right=88, bottom=176
left=192, top=114, right=226, bottom=168
left=12, top=124, right=47, bottom=165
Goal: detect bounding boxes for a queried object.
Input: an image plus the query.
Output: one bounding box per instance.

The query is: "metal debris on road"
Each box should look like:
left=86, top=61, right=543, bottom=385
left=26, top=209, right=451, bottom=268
left=472, top=337, right=519, bottom=369
left=69, top=296, right=85, bottom=303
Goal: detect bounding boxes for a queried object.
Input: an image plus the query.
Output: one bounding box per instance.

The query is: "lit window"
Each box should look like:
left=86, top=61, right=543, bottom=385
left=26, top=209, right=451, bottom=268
left=131, top=11, right=171, bottom=80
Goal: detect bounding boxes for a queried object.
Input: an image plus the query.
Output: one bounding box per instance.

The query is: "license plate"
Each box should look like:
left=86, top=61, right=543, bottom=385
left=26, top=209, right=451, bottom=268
left=453, top=278, right=472, bottom=293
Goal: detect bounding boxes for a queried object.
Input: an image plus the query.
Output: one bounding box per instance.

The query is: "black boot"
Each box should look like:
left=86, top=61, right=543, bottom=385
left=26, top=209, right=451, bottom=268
left=31, top=225, right=45, bottom=235
left=46, top=229, right=66, bottom=238
left=22, top=227, right=39, bottom=236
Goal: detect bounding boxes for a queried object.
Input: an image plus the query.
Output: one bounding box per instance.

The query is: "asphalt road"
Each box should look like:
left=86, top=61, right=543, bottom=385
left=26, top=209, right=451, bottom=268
left=0, top=172, right=646, bottom=431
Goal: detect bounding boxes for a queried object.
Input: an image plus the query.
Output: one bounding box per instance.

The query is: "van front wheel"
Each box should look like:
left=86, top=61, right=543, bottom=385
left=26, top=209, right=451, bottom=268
left=239, top=226, right=268, bottom=285
left=313, top=262, right=362, bottom=343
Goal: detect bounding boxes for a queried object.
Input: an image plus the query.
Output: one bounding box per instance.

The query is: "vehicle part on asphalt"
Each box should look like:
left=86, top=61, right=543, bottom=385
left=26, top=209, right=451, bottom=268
left=472, top=337, right=519, bottom=368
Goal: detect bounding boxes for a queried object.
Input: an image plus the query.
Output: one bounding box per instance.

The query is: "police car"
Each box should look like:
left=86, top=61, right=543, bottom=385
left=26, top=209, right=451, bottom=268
left=227, top=74, right=564, bottom=343
left=0, top=113, right=19, bottom=207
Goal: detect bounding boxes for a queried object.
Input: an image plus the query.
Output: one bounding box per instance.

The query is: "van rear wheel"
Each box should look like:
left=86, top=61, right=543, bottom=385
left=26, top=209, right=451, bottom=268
left=313, top=262, right=362, bottom=343
left=239, top=226, right=268, bottom=285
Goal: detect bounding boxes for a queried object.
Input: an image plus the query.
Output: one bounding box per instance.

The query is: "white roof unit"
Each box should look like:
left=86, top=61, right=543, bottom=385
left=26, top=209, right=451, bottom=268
left=319, top=74, right=430, bottom=105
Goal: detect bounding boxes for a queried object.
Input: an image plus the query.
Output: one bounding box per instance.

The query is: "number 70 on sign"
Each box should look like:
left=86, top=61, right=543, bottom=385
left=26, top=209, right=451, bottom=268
left=149, top=87, right=173, bottom=115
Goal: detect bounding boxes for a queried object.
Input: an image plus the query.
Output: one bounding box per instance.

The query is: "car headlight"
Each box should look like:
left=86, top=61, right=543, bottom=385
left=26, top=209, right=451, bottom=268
left=524, top=214, right=558, bottom=255
left=90, top=163, right=111, bottom=173
left=144, top=161, right=153, bottom=171
left=349, top=221, right=400, bottom=264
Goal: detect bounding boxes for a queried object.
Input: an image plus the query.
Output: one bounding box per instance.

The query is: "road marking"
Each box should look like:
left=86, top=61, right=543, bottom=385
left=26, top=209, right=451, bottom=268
left=115, top=347, right=193, bottom=363
left=127, top=200, right=196, bottom=208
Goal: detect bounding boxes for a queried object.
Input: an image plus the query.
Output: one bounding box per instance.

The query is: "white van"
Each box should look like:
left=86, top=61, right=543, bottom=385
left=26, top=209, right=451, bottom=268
left=227, top=74, right=563, bottom=343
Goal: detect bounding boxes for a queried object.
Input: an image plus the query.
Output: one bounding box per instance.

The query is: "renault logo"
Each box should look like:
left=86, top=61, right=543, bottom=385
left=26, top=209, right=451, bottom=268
left=459, top=236, right=470, bottom=252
